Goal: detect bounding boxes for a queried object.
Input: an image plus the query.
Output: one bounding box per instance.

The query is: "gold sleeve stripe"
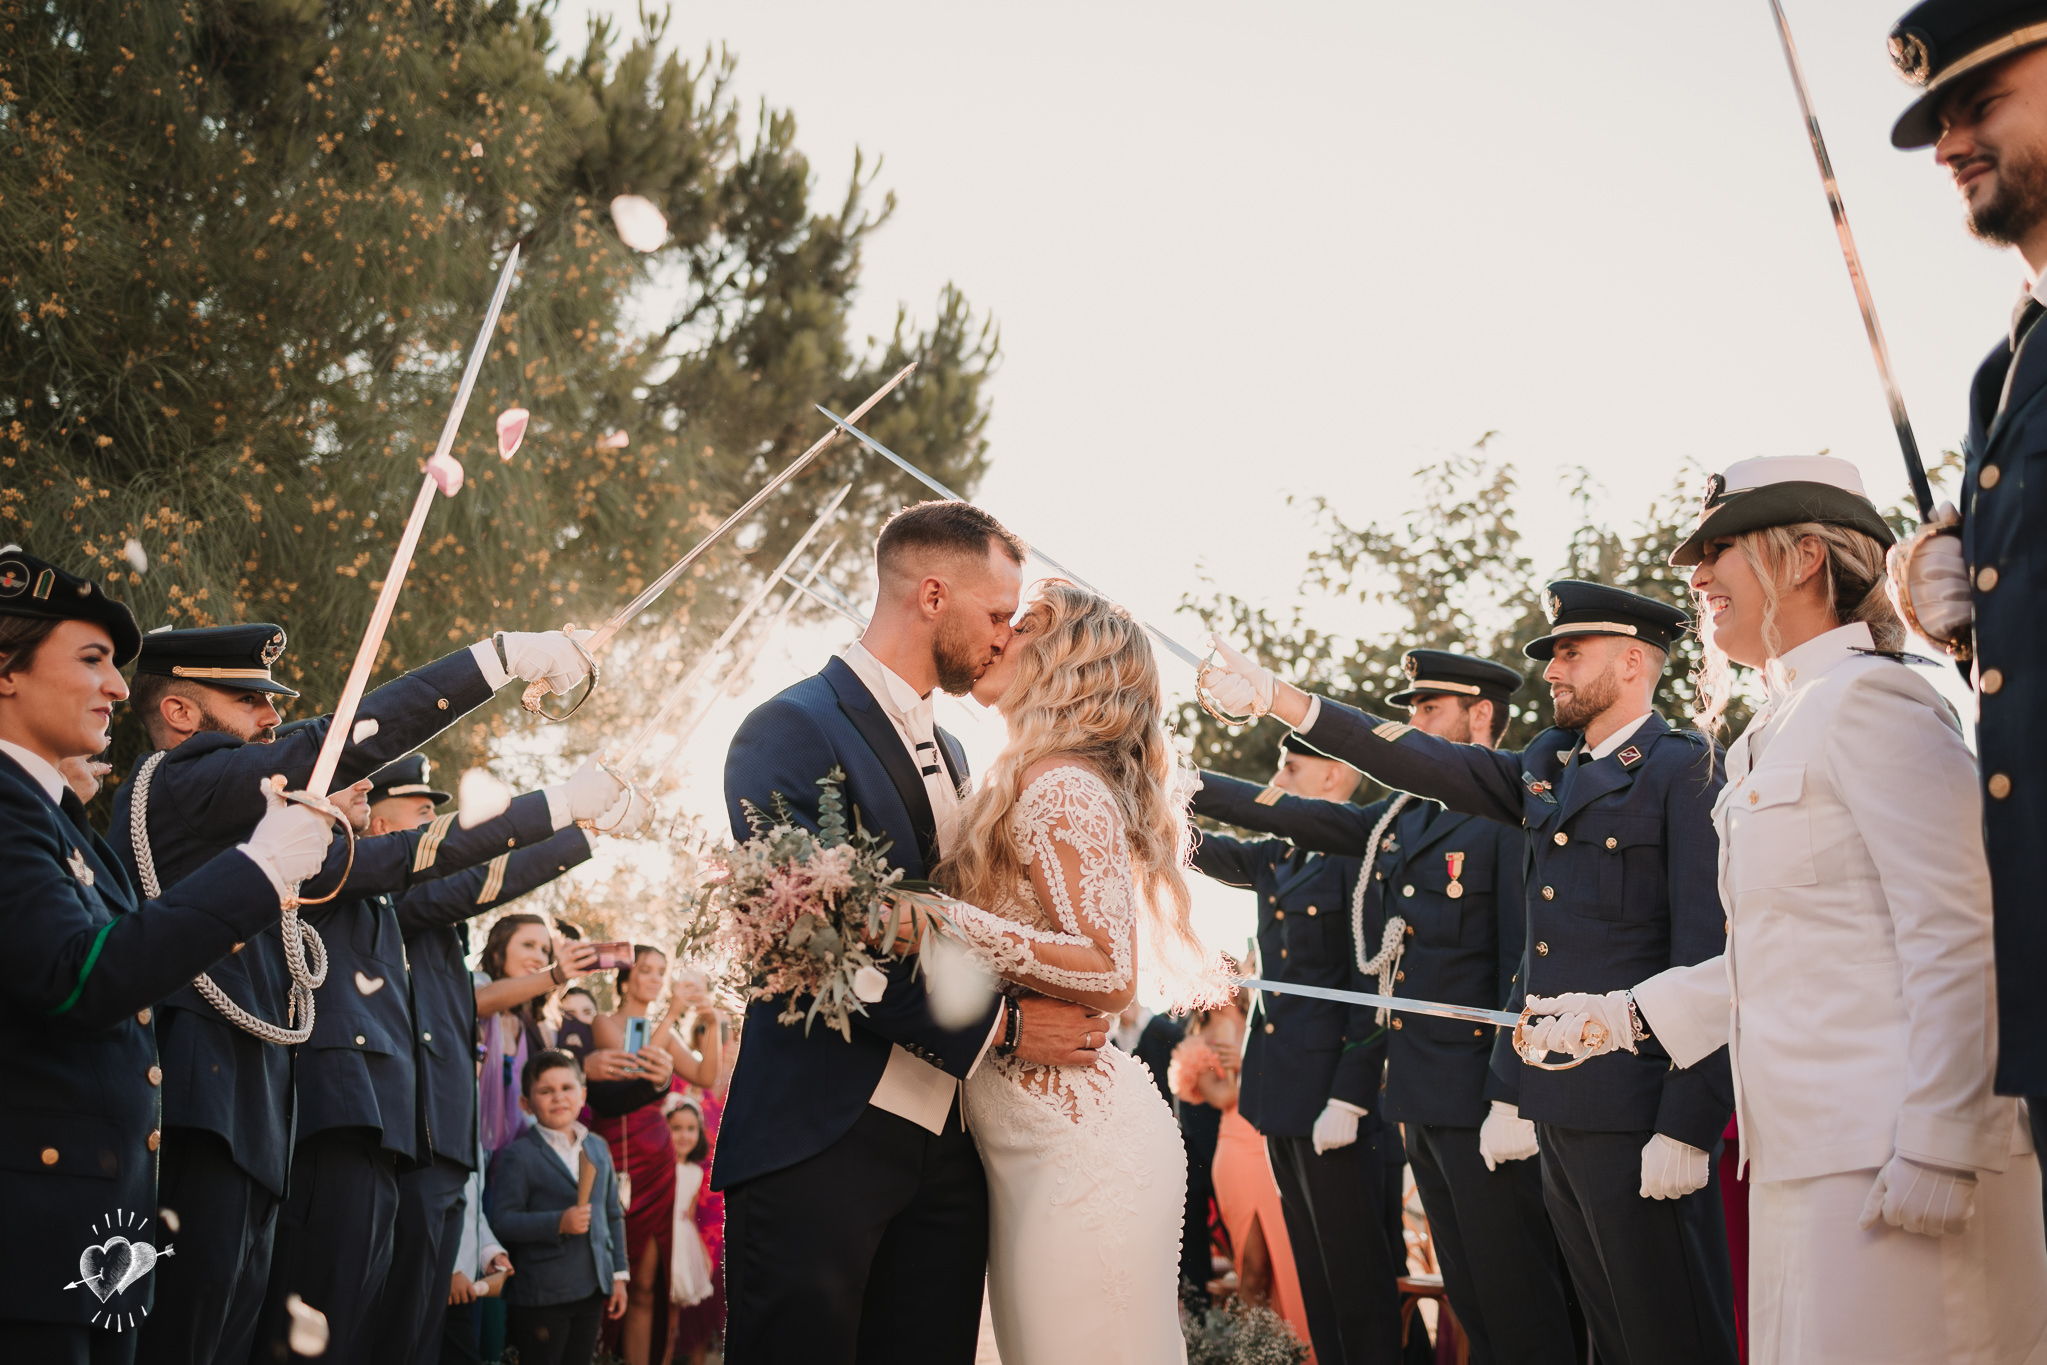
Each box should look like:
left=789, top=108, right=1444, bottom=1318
left=412, top=812, right=457, bottom=872
left=1373, top=721, right=1414, bottom=742
left=1253, top=784, right=1285, bottom=807
left=475, top=854, right=510, bottom=905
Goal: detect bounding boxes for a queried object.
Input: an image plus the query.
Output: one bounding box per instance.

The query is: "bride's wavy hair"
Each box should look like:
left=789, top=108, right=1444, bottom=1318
left=1691, top=519, right=1904, bottom=738
left=936, top=580, right=1219, bottom=1008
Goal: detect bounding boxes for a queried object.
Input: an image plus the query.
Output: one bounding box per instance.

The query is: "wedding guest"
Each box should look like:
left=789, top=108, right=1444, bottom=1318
left=489, top=1052, right=629, bottom=1365
left=661, top=1098, right=717, bottom=1365
left=668, top=1030, right=732, bottom=1365
left=441, top=1129, right=513, bottom=1365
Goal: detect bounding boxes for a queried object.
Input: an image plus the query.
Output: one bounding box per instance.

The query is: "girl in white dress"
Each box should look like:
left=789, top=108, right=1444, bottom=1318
left=930, top=580, right=1219, bottom=1365
left=664, top=1098, right=716, bottom=1313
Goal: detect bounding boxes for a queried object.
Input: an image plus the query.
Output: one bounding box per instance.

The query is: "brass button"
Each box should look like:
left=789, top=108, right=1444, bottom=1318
left=1268, top=895, right=1277, bottom=904
left=1275, top=910, right=1285, bottom=921
left=1978, top=566, right=2000, bottom=592
left=1981, top=464, right=2002, bottom=489
left=1306, top=907, right=1317, bottom=917
left=1536, top=941, right=1550, bottom=956
left=437, top=698, right=450, bottom=710
left=232, top=941, right=244, bottom=953
left=1402, top=884, right=1416, bottom=898
left=1541, top=886, right=1555, bottom=901
left=1605, top=837, right=1618, bottom=850
left=1391, top=1018, right=1404, bottom=1030
left=1395, top=971, right=1406, bottom=982
left=1787, top=667, right=1798, bottom=682
left=147, top=1065, right=162, bottom=1087
left=1724, top=918, right=1731, bottom=935
left=1983, top=669, right=2004, bottom=695
left=506, top=838, right=516, bottom=848
left=39, top=1147, right=58, bottom=1166
left=355, top=1034, right=367, bottom=1046
left=1264, top=1023, right=1275, bottom=1034
left=1989, top=773, right=2013, bottom=800
left=136, top=1008, right=151, bottom=1026
left=1473, top=1028, right=1484, bottom=1037
left=1280, top=948, right=1288, bottom=958
left=1747, top=791, right=1758, bottom=805
left=1553, top=832, right=1568, bottom=846
left=147, top=1130, right=160, bottom=1152
left=1404, top=925, right=1415, bottom=937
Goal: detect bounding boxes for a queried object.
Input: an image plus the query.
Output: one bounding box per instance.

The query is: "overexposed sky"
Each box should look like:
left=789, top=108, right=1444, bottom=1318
left=550, top=0, right=2016, bottom=995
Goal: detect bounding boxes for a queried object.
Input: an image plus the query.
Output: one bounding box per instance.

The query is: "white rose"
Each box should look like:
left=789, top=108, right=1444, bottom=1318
left=852, top=964, right=889, bottom=1003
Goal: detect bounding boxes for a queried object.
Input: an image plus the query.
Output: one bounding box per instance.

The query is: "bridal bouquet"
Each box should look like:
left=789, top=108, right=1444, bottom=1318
left=682, top=768, right=962, bottom=1041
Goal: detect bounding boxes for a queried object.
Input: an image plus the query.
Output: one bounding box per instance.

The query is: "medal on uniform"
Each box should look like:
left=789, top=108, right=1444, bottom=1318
left=67, top=848, right=94, bottom=887
left=1445, top=852, right=1465, bottom=899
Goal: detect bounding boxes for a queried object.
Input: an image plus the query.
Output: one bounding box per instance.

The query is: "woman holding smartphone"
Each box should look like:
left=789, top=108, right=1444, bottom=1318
left=590, top=945, right=724, bottom=1365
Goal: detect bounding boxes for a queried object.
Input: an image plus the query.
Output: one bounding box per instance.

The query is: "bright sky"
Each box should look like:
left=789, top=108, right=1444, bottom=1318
left=552, top=0, right=2016, bottom=998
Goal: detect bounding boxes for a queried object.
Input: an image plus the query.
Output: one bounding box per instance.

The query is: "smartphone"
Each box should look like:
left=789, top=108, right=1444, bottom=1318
left=586, top=941, right=635, bottom=972
left=623, top=1015, right=652, bottom=1055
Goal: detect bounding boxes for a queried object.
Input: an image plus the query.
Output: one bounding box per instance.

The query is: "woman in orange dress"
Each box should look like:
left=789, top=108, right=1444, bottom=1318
left=1172, top=995, right=1315, bottom=1361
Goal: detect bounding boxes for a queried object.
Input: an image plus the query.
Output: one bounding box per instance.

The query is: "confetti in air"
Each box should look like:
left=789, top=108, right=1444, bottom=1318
left=596, top=429, right=629, bottom=451
left=458, top=768, right=513, bottom=829
left=497, top=408, right=529, bottom=460
left=122, top=538, right=147, bottom=574
left=609, top=194, right=669, bottom=253
left=285, top=1294, right=330, bottom=1356
left=425, top=452, right=464, bottom=496
left=468, top=142, right=484, bottom=158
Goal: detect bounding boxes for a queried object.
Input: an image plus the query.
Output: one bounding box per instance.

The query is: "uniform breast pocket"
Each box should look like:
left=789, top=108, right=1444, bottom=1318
left=1570, top=815, right=1662, bottom=922
left=1728, top=763, right=1816, bottom=892
left=1282, top=904, right=1332, bottom=967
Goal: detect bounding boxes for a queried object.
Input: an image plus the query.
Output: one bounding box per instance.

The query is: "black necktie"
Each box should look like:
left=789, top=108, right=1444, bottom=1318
left=2011, top=295, right=2044, bottom=353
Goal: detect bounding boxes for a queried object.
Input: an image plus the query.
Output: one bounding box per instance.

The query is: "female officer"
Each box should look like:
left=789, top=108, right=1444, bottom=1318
left=1523, top=458, right=2047, bottom=1363
left=0, top=545, right=334, bottom=1364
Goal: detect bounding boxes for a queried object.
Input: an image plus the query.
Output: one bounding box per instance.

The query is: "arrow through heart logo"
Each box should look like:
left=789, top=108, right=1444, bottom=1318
left=76, top=1237, right=157, bottom=1302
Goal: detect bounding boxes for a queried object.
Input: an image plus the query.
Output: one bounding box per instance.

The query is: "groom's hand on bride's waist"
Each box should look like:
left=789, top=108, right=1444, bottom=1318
left=1010, top=996, right=1115, bottom=1068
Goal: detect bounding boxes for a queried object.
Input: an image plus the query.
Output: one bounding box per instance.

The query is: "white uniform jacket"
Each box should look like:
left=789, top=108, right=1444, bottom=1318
left=1634, top=623, right=2023, bottom=1184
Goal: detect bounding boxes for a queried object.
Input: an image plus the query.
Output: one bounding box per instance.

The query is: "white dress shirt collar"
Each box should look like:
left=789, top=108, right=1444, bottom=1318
left=1586, top=710, right=1655, bottom=762
left=536, top=1119, right=589, bottom=1180
left=1762, top=621, right=1875, bottom=703
left=0, top=739, right=65, bottom=805
left=842, top=641, right=931, bottom=721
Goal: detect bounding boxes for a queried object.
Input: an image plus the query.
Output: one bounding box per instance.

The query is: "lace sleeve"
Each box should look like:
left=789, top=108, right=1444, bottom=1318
left=942, top=765, right=1137, bottom=1006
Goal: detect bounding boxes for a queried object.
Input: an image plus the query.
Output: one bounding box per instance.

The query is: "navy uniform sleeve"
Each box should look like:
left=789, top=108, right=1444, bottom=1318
left=2, top=784, right=282, bottom=1032
left=303, top=791, right=560, bottom=904
left=1193, top=770, right=1378, bottom=855
left=1651, top=740, right=1736, bottom=1148
left=1300, top=695, right=1526, bottom=826
left=1189, top=825, right=1278, bottom=888
left=395, top=826, right=594, bottom=938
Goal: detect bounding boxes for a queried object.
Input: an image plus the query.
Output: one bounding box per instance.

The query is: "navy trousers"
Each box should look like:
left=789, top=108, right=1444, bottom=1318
left=136, top=1130, right=278, bottom=1365
left=375, top=1156, right=469, bottom=1365
left=1265, top=1128, right=1406, bottom=1365
left=0, top=1320, right=138, bottom=1365
left=250, top=1129, right=401, bottom=1365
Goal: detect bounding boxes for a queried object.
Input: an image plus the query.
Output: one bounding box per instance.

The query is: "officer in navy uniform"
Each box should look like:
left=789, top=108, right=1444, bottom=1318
left=359, top=754, right=616, bottom=1365
left=1202, top=582, right=1738, bottom=1365
left=1882, top=0, right=2047, bottom=1172
left=1195, top=651, right=1579, bottom=1365
left=1189, top=734, right=1408, bottom=1365
left=114, top=621, right=595, bottom=1365
left=248, top=738, right=631, bottom=1365
left=0, top=548, right=334, bottom=1365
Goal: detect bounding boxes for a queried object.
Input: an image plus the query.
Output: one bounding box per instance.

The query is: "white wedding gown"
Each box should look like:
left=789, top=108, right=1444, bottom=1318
left=947, top=765, right=1189, bottom=1365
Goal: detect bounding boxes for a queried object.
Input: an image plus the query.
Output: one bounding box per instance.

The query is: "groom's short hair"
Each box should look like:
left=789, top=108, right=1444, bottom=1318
left=876, top=500, right=1027, bottom=581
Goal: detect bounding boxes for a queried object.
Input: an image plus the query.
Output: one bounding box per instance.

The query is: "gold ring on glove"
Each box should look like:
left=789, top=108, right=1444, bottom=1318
left=279, top=787, right=356, bottom=907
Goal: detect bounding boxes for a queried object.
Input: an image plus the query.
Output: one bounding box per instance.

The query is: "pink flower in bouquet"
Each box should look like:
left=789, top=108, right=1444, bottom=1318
left=763, top=866, right=813, bottom=929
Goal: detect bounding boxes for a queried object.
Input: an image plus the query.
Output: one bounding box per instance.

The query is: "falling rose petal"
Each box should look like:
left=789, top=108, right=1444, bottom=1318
left=458, top=768, right=512, bottom=829
left=468, top=142, right=484, bottom=158
left=852, top=964, right=889, bottom=1003
left=596, top=429, right=629, bottom=451
left=122, top=538, right=148, bottom=573
left=609, top=194, right=668, bottom=253
left=425, top=452, right=464, bottom=496
left=285, top=1295, right=330, bottom=1357
left=158, top=1206, right=180, bottom=1234
left=496, top=408, right=529, bottom=460
left=351, top=718, right=380, bottom=746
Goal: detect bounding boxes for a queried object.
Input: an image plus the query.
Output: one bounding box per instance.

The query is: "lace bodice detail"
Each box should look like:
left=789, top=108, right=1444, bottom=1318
left=945, top=764, right=1136, bottom=1004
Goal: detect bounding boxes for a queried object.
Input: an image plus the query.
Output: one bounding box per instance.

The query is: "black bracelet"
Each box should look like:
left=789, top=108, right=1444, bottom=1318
left=995, top=995, right=1022, bottom=1057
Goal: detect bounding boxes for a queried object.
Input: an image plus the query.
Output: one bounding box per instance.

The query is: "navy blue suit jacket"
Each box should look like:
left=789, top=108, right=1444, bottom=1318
left=712, top=655, right=1002, bottom=1191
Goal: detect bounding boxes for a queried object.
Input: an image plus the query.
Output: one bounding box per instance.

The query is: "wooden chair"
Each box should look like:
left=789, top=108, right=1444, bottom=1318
left=1398, top=1161, right=1470, bottom=1364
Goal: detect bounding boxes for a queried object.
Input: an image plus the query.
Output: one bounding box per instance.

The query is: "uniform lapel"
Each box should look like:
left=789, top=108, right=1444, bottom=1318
left=1555, top=714, right=1666, bottom=825
left=824, top=657, right=939, bottom=868
left=1989, top=325, right=2047, bottom=448
left=1398, top=804, right=1475, bottom=867
left=1271, top=852, right=1323, bottom=900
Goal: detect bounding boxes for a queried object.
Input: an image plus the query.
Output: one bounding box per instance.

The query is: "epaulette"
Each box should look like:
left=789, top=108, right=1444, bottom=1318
left=1847, top=647, right=1942, bottom=668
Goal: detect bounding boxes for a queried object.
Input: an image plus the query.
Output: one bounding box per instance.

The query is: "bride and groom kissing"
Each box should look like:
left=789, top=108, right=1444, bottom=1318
left=713, top=500, right=1215, bottom=1364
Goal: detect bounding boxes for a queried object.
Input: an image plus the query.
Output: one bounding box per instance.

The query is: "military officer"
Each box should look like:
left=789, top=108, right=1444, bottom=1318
left=1882, top=0, right=2047, bottom=1148
left=116, top=621, right=594, bottom=1365
left=1189, top=734, right=1407, bottom=1365
left=1197, top=650, right=1579, bottom=1365
left=0, top=547, right=334, bottom=1365
left=1203, top=581, right=1738, bottom=1365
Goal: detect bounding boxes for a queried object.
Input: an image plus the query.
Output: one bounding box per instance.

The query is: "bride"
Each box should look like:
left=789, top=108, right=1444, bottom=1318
left=927, top=580, right=1216, bottom=1364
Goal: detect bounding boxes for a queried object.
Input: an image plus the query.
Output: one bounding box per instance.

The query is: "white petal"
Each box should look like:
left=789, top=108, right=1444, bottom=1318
left=610, top=194, right=668, bottom=253
left=122, top=538, right=148, bottom=573
left=852, top=964, right=889, bottom=1003
left=921, top=931, right=995, bottom=1028
left=425, top=452, right=464, bottom=496
left=285, top=1295, right=330, bottom=1356
left=458, top=768, right=512, bottom=828
left=350, top=718, right=380, bottom=745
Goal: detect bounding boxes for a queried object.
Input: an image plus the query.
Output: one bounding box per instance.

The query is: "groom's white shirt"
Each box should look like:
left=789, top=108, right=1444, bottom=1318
left=840, top=642, right=1002, bottom=1134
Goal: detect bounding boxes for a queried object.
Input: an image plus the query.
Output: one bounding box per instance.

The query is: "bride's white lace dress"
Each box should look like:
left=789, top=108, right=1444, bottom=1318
left=947, top=764, right=1188, bottom=1365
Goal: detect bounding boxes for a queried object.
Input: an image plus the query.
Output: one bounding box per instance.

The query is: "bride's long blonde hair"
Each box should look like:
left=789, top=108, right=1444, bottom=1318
left=936, top=581, right=1217, bottom=1008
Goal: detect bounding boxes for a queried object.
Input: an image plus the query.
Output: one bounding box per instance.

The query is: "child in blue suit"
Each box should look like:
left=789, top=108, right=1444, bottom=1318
left=487, top=1051, right=628, bottom=1365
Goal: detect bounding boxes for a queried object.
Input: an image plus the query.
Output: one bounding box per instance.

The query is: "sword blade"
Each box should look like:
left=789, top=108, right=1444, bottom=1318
left=308, top=246, right=521, bottom=797
left=585, top=363, right=916, bottom=655
left=1229, top=976, right=1521, bottom=1028
left=814, top=405, right=1207, bottom=670
left=1766, top=0, right=1935, bottom=520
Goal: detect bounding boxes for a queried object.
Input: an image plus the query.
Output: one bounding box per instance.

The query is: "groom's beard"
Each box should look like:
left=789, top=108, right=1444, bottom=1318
left=933, top=611, right=989, bottom=697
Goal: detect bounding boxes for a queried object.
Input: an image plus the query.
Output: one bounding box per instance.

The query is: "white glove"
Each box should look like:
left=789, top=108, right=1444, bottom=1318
left=1886, top=503, right=1972, bottom=646
left=238, top=779, right=342, bottom=900
left=1522, top=990, right=1637, bottom=1060
left=1311, top=1100, right=1365, bottom=1154
left=592, top=785, right=652, bottom=838
left=1639, top=1133, right=1710, bottom=1200
left=1204, top=635, right=1275, bottom=718
left=548, top=754, right=626, bottom=827
left=498, top=629, right=596, bottom=696
left=1858, top=1155, right=1978, bottom=1237
left=1478, top=1100, right=1539, bottom=1171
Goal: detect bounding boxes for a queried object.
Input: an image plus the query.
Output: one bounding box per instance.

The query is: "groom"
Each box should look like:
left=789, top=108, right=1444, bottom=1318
left=717, top=499, right=1112, bottom=1364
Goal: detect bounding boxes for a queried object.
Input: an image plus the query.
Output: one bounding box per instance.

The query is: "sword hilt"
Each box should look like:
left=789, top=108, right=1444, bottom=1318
left=519, top=623, right=600, bottom=723
left=277, top=787, right=356, bottom=907
left=1195, top=649, right=1261, bottom=729
left=1511, top=1007, right=1602, bottom=1072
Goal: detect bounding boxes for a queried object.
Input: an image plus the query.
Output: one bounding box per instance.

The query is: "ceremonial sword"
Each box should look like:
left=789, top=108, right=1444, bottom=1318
left=1767, top=0, right=1935, bottom=520
left=520, top=363, right=918, bottom=721
left=1228, top=976, right=1521, bottom=1029
left=814, top=405, right=1207, bottom=671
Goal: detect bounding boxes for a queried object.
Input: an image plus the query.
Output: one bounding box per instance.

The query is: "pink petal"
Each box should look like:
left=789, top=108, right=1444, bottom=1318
left=496, top=407, right=529, bottom=460
left=425, top=452, right=465, bottom=496
left=596, top=429, right=629, bottom=451
left=609, top=195, right=668, bottom=253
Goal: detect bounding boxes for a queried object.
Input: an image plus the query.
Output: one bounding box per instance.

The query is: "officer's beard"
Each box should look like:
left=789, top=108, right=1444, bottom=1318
left=191, top=700, right=276, bottom=745
left=1965, top=142, right=2047, bottom=248
left=1551, top=662, right=1622, bottom=733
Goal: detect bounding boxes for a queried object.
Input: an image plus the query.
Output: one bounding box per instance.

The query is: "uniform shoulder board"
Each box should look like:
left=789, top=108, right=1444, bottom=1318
left=1847, top=647, right=1942, bottom=667
left=1373, top=721, right=1413, bottom=742
left=1254, top=784, right=1286, bottom=807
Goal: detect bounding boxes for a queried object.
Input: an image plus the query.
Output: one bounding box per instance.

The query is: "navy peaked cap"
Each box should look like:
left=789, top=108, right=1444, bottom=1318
left=1387, top=649, right=1525, bottom=708
left=1523, top=581, right=1689, bottom=661
left=366, top=753, right=450, bottom=807
left=0, top=543, right=141, bottom=665
left=134, top=623, right=300, bottom=697
left=1888, top=1, right=2047, bottom=147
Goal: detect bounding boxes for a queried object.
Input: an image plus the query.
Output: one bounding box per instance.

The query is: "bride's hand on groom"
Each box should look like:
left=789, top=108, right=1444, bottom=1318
left=1010, top=996, right=1116, bottom=1068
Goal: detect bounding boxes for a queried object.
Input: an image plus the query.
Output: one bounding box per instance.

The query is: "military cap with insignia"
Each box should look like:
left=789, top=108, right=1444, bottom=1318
left=0, top=543, right=142, bottom=664
left=1387, top=648, right=1526, bottom=708
left=365, top=753, right=451, bottom=807
left=1669, top=455, right=1895, bottom=567
left=1888, top=0, right=2047, bottom=148
left=1523, top=580, right=1690, bottom=660
left=133, top=623, right=300, bottom=697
